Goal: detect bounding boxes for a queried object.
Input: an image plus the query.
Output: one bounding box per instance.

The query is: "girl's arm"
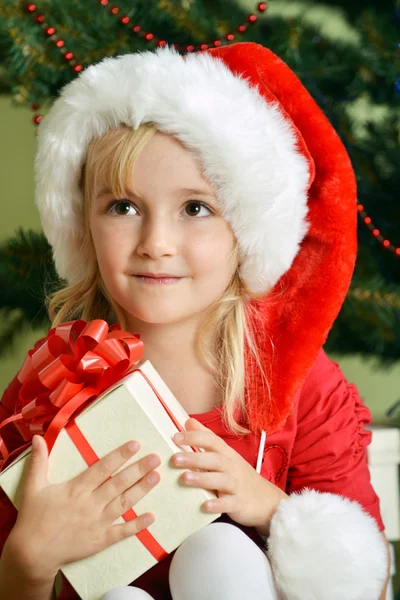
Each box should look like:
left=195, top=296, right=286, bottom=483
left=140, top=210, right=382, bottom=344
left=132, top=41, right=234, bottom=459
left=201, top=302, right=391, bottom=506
left=0, top=535, right=57, bottom=600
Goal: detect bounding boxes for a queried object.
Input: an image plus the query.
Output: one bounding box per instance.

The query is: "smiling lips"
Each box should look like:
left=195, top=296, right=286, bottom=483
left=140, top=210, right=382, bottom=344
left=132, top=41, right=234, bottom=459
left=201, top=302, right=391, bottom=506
left=134, top=272, right=181, bottom=278
left=133, top=273, right=183, bottom=285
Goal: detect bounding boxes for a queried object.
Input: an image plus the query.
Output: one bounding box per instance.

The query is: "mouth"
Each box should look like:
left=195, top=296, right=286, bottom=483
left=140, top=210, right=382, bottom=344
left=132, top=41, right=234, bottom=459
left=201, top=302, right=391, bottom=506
left=133, top=275, right=183, bottom=285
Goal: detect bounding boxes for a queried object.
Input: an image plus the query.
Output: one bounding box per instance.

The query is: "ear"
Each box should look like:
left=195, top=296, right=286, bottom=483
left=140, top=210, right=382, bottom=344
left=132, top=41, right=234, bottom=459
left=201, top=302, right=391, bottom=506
left=184, top=417, right=210, bottom=431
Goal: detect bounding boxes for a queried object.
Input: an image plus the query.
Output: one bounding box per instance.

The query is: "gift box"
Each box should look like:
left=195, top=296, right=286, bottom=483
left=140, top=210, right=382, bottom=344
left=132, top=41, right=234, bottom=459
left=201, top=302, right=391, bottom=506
left=0, top=320, right=220, bottom=600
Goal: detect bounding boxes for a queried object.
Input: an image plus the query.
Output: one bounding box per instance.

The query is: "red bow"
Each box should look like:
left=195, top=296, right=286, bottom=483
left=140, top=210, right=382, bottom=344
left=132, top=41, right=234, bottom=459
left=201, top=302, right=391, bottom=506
left=0, top=320, right=143, bottom=465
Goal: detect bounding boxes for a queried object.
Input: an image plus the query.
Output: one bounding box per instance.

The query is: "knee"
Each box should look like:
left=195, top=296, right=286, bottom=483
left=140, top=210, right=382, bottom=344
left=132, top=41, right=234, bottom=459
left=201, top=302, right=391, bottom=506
left=170, top=522, right=266, bottom=577
left=169, top=523, right=279, bottom=600
left=172, top=522, right=257, bottom=561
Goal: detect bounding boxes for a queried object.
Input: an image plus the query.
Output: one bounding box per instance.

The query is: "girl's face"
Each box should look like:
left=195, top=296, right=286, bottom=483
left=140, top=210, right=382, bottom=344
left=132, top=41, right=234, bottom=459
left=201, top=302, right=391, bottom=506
left=89, top=131, right=238, bottom=327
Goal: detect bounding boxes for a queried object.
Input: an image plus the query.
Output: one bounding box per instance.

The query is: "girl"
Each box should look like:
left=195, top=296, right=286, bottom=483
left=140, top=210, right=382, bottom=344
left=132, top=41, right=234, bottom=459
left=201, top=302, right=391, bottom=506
left=0, top=42, right=389, bottom=600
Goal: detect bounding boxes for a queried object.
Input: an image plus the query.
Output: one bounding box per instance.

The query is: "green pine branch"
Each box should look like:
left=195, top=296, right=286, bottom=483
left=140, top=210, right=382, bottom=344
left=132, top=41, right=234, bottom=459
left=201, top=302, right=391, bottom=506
left=0, top=229, right=59, bottom=337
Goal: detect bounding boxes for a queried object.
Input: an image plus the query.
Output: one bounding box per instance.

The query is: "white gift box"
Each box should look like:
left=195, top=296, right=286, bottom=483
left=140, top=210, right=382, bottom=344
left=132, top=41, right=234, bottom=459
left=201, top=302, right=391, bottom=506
left=0, top=360, right=220, bottom=600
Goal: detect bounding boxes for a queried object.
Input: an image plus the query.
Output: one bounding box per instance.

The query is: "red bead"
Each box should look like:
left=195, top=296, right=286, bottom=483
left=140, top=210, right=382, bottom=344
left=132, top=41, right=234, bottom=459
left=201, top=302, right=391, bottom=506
left=157, top=40, right=167, bottom=47
left=35, top=14, right=44, bottom=23
left=186, top=45, right=195, bottom=52
left=74, top=65, right=83, bottom=72
left=111, top=6, right=119, bottom=14
left=132, top=25, right=141, bottom=33
left=248, top=14, right=258, bottom=23
left=99, top=0, right=108, bottom=4
left=364, top=217, right=372, bottom=225
left=55, top=39, right=65, bottom=47
left=200, top=44, right=208, bottom=50
left=225, top=33, right=235, bottom=41
left=30, top=102, right=39, bottom=110
left=33, top=114, right=42, bottom=124
left=45, top=26, right=56, bottom=36
left=373, top=229, right=380, bottom=236
left=357, top=204, right=364, bottom=211
left=395, top=248, right=400, bottom=256
left=237, top=24, right=247, bottom=33
left=144, top=33, right=154, bottom=41
left=120, top=16, right=129, bottom=24
left=26, top=3, right=36, bottom=12
left=64, top=51, right=74, bottom=61
left=383, top=240, right=390, bottom=248
left=258, top=2, right=268, bottom=11
left=213, top=40, right=222, bottom=47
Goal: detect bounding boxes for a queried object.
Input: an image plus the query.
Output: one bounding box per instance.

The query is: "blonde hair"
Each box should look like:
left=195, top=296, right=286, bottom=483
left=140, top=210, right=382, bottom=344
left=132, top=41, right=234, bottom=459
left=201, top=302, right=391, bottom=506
left=47, top=124, right=272, bottom=435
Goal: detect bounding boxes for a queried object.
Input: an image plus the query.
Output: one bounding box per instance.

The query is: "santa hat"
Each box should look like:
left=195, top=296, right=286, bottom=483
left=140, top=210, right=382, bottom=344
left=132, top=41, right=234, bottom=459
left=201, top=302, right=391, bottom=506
left=31, top=42, right=387, bottom=598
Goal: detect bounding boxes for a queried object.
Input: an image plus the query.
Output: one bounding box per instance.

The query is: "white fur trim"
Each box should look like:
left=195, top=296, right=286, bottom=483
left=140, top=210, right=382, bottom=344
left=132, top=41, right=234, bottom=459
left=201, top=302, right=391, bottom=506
left=267, top=488, right=387, bottom=600
left=34, top=45, right=311, bottom=293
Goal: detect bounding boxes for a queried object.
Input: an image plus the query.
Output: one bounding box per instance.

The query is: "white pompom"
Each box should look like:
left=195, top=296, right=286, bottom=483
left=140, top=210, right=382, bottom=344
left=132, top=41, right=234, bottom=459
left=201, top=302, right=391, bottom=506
left=267, top=489, right=387, bottom=600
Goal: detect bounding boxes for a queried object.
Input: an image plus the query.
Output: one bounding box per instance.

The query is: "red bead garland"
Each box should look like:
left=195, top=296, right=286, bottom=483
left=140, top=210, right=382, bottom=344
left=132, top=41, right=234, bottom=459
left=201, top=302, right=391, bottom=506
left=24, top=3, right=83, bottom=78
left=357, top=204, right=399, bottom=256
left=98, top=0, right=268, bottom=51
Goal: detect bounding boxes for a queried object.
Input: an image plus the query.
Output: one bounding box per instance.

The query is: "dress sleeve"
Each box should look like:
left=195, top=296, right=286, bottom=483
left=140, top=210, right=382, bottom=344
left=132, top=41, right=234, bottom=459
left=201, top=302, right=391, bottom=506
left=287, top=348, right=385, bottom=531
left=0, top=375, right=24, bottom=559
left=0, top=336, right=48, bottom=559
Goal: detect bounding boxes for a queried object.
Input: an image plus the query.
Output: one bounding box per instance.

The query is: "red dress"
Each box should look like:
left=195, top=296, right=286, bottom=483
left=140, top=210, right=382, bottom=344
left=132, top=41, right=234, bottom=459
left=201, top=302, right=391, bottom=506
left=0, top=347, right=384, bottom=599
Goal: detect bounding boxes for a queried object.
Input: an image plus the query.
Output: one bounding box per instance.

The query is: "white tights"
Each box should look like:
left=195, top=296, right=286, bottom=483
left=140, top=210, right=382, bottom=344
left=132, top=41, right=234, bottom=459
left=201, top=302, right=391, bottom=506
left=100, top=523, right=281, bottom=600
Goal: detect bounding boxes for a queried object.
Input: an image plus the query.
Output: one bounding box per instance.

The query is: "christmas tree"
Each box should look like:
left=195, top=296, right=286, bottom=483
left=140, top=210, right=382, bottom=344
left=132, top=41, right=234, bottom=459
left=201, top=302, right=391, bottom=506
left=0, top=0, right=399, bottom=362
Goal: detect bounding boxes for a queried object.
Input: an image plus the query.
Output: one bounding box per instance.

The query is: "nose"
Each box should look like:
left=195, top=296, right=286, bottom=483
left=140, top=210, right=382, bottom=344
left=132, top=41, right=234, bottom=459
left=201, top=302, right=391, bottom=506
left=135, top=215, right=178, bottom=259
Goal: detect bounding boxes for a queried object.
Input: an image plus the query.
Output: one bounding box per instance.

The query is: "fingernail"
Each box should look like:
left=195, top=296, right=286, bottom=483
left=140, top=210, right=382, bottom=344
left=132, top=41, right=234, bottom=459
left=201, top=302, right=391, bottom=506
left=174, top=453, right=186, bottom=464
left=147, top=472, right=159, bottom=484
left=174, top=433, right=184, bottom=443
left=143, top=514, right=154, bottom=527
left=148, top=454, right=160, bottom=468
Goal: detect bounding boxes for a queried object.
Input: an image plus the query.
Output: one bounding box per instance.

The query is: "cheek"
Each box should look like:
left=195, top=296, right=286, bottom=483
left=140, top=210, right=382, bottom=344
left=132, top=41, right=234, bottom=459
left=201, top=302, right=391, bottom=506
left=188, top=228, right=236, bottom=276
left=90, top=223, right=129, bottom=276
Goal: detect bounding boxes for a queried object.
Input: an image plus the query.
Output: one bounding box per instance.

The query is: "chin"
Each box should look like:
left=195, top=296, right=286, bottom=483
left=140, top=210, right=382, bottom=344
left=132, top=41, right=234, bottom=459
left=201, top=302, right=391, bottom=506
left=122, top=304, right=194, bottom=325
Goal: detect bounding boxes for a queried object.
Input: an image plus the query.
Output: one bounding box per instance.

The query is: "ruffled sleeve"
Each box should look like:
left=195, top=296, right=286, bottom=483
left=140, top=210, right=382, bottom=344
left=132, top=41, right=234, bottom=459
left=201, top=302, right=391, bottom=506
left=287, top=348, right=385, bottom=531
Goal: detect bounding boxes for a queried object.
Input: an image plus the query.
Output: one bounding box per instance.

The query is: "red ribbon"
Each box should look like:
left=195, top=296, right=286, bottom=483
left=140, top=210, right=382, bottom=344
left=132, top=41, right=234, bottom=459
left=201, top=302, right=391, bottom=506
left=0, top=320, right=144, bottom=462
left=0, top=319, right=200, bottom=564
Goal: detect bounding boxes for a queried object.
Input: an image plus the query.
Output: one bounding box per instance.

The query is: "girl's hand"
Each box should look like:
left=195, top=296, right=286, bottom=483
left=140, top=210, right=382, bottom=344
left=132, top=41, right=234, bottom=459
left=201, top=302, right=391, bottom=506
left=8, top=435, right=162, bottom=583
left=172, top=418, right=288, bottom=534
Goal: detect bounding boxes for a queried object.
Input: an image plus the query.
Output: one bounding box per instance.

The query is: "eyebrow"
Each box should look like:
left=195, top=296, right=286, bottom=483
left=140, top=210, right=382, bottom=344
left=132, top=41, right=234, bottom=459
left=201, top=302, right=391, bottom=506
left=95, top=187, right=217, bottom=200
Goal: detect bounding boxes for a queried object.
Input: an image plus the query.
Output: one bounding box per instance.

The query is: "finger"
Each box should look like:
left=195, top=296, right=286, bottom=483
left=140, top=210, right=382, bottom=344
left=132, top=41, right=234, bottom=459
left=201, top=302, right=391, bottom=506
left=173, top=430, right=228, bottom=454
left=181, top=470, right=236, bottom=494
left=23, top=435, right=49, bottom=494
left=184, top=418, right=211, bottom=431
left=203, top=495, right=242, bottom=515
left=104, top=512, right=156, bottom=547
left=171, top=451, right=229, bottom=472
left=75, top=440, right=141, bottom=491
left=96, top=452, right=161, bottom=505
left=103, top=467, right=161, bottom=524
